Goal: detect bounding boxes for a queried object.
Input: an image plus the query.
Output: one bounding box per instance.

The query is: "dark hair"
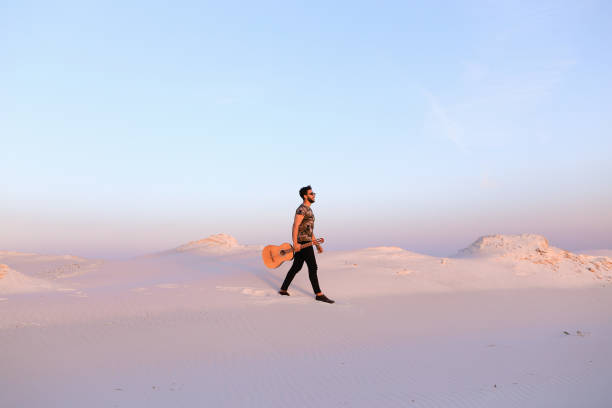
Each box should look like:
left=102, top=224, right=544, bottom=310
left=299, top=185, right=312, bottom=199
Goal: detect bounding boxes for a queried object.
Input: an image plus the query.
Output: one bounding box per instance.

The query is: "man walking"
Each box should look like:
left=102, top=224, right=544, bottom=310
left=279, top=185, right=335, bottom=304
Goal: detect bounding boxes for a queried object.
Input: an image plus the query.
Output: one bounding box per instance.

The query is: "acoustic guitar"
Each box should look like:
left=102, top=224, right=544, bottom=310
left=262, top=238, right=325, bottom=269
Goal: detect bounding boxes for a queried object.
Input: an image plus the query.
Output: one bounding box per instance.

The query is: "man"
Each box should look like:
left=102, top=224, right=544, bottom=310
left=279, top=185, right=335, bottom=304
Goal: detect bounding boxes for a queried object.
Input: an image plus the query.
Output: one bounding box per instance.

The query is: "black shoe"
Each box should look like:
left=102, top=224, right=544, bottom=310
left=315, top=294, right=335, bottom=304
left=279, top=290, right=290, bottom=296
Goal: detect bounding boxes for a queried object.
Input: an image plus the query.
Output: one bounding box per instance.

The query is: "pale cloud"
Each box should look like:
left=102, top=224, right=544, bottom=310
left=422, top=89, right=469, bottom=154
left=457, top=59, right=576, bottom=112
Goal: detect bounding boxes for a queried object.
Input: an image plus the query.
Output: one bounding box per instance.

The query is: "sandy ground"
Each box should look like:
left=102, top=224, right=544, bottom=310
left=1, top=235, right=611, bottom=407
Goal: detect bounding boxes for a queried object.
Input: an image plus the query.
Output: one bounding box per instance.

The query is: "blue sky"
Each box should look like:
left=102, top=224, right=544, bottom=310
left=2, top=0, right=611, bottom=258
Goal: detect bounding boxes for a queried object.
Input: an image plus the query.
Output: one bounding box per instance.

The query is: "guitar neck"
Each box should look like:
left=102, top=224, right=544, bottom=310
left=297, top=238, right=323, bottom=249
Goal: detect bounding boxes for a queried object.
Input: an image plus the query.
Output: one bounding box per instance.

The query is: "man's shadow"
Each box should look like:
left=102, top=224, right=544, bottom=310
left=238, top=261, right=312, bottom=297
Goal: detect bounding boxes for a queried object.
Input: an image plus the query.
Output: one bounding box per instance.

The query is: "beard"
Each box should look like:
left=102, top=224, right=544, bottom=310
left=307, top=197, right=315, bottom=204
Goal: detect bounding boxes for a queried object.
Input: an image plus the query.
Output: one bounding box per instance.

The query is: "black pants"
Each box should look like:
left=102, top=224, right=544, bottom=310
left=280, top=244, right=321, bottom=294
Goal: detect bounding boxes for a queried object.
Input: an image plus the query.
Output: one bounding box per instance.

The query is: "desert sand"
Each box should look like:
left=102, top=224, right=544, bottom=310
left=1, top=233, right=611, bottom=407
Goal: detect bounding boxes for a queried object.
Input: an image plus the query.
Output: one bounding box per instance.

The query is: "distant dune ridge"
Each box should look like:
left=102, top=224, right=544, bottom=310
left=456, top=234, right=612, bottom=281
left=173, top=233, right=262, bottom=254
left=577, top=249, right=612, bottom=257
left=1, top=233, right=611, bottom=295
left=0, top=251, right=86, bottom=262
left=0, top=263, right=56, bottom=294
left=456, top=234, right=551, bottom=257
left=0, top=251, right=102, bottom=294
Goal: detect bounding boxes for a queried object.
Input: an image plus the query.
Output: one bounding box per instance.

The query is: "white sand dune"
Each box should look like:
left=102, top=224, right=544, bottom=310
left=577, top=249, right=612, bottom=258
left=150, top=233, right=263, bottom=257
left=0, top=263, right=56, bottom=294
left=1, top=234, right=611, bottom=407
left=0, top=250, right=103, bottom=281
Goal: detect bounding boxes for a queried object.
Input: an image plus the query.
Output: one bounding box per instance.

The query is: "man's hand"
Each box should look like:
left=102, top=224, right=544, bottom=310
left=316, top=244, right=323, bottom=254
left=294, top=243, right=302, bottom=252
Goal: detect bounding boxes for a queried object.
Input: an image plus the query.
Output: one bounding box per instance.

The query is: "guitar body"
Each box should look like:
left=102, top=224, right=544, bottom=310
left=262, top=238, right=324, bottom=269
left=262, top=243, right=294, bottom=269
